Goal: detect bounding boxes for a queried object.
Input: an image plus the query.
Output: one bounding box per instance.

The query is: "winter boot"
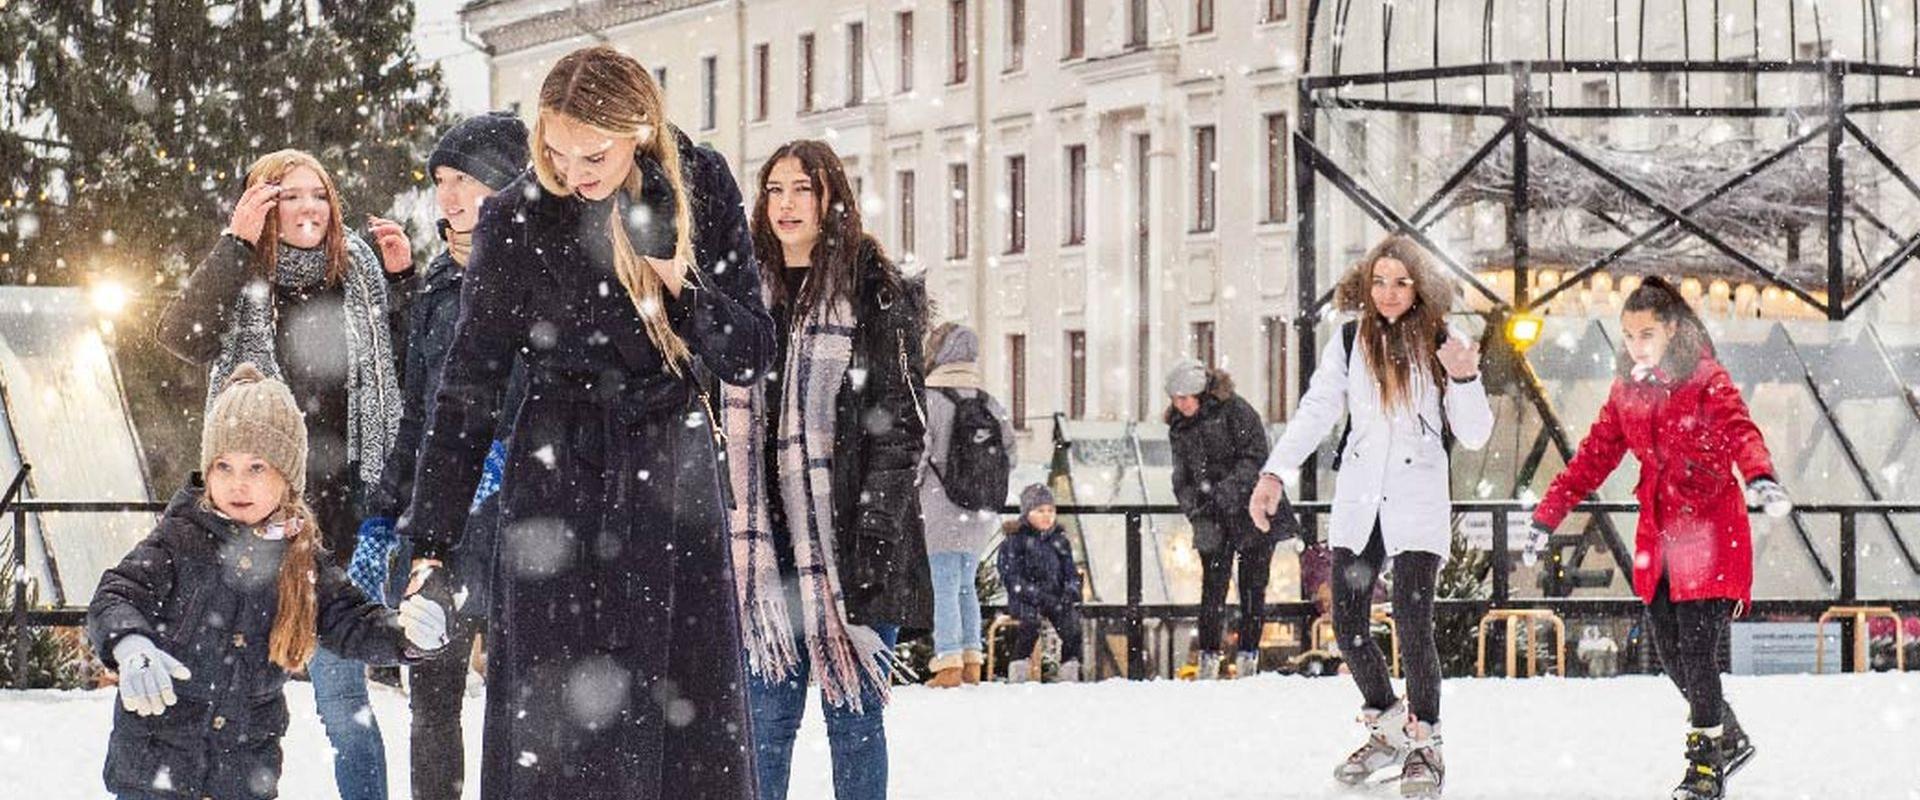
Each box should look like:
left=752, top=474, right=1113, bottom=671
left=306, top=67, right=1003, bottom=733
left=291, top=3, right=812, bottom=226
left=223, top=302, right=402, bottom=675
left=1234, top=650, right=1260, bottom=679
left=1399, top=720, right=1444, bottom=798
left=1006, top=658, right=1033, bottom=684
left=1719, top=704, right=1755, bottom=779
left=1672, top=727, right=1727, bottom=800
left=1334, top=699, right=1412, bottom=786
left=1196, top=650, right=1222, bottom=681
left=1056, top=660, right=1082, bottom=683
left=961, top=650, right=984, bottom=685
left=928, top=653, right=965, bottom=688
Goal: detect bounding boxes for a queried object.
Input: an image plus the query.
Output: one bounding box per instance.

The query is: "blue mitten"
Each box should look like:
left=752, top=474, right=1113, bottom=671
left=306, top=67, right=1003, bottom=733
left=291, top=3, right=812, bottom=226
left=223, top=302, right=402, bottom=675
left=348, top=517, right=398, bottom=604
left=470, top=439, right=508, bottom=513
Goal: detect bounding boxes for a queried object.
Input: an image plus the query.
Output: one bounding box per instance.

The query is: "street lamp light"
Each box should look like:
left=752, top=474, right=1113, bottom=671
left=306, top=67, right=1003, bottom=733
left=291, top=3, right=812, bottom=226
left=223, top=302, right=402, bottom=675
left=90, top=280, right=130, bottom=317
left=1505, top=311, right=1544, bottom=353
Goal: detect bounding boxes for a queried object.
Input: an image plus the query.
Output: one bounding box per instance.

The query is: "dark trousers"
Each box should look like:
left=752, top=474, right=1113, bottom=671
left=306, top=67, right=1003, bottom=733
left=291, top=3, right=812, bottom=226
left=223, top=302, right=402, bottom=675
left=1646, top=576, right=1734, bottom=729
left=1197, top=539, right=1276, bottom=653
left=1009, top=602, right=1085, bottom=663
left=1332, top=523, right=1442, bottom=724
left=409, top=614, right=481, bottom=800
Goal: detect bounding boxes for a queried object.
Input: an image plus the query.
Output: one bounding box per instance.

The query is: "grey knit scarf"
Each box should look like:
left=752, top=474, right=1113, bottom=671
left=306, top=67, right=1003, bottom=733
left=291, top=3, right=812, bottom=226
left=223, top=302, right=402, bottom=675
left=724, top=289, right=891, bottom=712
left=204, top=233, right=402, bottom=491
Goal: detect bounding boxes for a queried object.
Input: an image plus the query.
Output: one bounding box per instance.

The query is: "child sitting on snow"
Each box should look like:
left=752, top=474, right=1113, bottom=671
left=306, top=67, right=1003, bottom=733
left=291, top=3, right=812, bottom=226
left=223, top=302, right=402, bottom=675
left=88, top=364, right=450, bottom=800
left=996, top=483, right=1084, bottom=683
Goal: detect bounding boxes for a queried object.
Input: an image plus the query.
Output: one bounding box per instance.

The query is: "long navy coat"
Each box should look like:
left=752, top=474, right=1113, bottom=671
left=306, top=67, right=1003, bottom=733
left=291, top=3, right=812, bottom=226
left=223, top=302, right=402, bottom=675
left=398, top=130, right=774, bottom=800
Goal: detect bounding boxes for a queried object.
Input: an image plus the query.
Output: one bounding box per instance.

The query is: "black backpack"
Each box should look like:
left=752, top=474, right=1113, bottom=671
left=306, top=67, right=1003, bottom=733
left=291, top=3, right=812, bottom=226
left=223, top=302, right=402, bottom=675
left=929, top=387, right=1013, bottom=512
left=1330, top=320, right=1454, bottom=471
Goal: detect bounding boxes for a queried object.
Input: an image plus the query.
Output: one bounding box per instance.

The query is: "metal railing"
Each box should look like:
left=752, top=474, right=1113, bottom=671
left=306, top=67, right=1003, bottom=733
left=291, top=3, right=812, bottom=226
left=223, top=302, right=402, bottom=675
left=7, top=488, right=1918, bottom=683
left=986, top=500, right=1920, bottom=680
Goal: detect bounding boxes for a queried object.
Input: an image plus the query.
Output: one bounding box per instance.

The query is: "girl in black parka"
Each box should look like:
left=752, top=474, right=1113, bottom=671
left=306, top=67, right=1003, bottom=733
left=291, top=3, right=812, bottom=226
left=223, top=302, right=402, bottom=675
left=89, top=365, right=447, bottom=800
left=395, top=46, right=774, bottom=800
left=726, top=139, right=930, bottom=800
left=1164, top=361, right=1283, bottom=680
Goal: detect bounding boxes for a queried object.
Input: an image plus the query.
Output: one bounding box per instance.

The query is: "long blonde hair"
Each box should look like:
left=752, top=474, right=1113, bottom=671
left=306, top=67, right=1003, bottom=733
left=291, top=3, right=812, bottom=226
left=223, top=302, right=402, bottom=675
left=531, top=45, right=696, bottom=373
left=242, top=149, right=349, bottom=285
left=1333, top=235, right=1455, bottom=411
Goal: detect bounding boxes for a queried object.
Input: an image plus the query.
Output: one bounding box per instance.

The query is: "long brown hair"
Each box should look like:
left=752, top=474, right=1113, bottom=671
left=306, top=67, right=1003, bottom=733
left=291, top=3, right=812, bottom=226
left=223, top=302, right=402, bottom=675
left=1617, top=275, right=1715, bottom=381
left=242, top=149, right=349, bottom=285
left=199, top=483, right=324, bottom=671
left=1333, top=235, right=1455, bottom=411
left=750, top=140, right=874, bottom=320
left=532, top=45, right=696, bottom=373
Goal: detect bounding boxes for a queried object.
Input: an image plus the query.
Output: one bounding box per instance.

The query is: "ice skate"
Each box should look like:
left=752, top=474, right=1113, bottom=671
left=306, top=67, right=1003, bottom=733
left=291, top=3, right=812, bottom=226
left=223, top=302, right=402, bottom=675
left=1333, top=699, right=1411, bottom=786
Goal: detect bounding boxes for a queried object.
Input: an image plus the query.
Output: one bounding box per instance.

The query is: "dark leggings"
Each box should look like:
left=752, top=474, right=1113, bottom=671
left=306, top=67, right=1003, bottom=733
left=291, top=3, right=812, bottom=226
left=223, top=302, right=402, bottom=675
left=409, top=615, right=481, bottom=800
left=1332, top=523, right=1442, bottom=724
left=1646, top=575, right=1734, bottom=729
left=1197, top=539, right=1276, bottom=653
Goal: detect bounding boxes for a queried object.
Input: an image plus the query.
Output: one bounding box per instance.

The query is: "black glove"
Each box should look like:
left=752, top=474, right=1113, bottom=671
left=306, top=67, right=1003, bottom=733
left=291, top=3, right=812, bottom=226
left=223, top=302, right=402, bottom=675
left=625, top=155, right=680, bottom=259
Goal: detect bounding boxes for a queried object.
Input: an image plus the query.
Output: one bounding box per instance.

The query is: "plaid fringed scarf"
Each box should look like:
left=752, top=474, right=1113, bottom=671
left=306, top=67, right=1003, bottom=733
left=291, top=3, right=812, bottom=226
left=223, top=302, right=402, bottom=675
left=723, top=292, right=892, bottom=712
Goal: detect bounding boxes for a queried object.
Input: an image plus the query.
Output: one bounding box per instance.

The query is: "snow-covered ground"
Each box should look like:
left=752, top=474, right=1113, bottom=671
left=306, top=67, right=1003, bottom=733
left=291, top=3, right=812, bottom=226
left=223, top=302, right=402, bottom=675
left=4, top=673, right=1917, bottom=799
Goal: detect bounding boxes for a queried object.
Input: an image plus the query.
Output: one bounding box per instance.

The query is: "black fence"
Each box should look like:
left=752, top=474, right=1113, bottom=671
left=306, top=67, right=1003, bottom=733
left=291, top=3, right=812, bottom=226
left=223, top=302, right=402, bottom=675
left=8, top=488, right=1919, bottom=683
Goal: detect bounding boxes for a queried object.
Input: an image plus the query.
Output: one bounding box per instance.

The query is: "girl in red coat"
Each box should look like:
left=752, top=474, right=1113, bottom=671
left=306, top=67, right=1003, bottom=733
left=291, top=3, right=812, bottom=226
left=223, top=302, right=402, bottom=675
left=1528, top=276, right=1790, bottom=800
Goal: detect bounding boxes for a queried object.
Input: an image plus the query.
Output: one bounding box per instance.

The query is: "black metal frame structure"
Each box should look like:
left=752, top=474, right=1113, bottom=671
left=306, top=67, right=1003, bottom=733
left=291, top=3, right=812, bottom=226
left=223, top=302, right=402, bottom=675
left=1290, top=3, right=1920, bottom=598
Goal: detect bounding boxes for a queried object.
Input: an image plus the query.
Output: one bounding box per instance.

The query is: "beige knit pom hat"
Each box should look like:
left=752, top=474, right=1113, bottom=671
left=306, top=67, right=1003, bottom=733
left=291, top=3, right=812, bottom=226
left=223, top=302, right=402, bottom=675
left=200, top=363, right=308, bottom=492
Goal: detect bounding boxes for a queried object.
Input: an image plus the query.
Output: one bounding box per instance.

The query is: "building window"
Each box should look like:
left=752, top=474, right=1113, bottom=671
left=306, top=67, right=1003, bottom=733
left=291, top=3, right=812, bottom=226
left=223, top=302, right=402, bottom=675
left=753, top=44, right=770, bottom=121
left=1064, top=144, right=1086, bottom=245
left=799, top=33, right=817, bottom=113
left=846, top=22, right=866, bottom=105
left=897, top=11, right=914, bottom=92
left=1005, top=0, right=1025, bottom=72
left=1006, top=154, right=1026, bottom=254
left=1127, top=0, right=1148, bottom=48
left=653, top=66, right=668, bottom=95
left=1009, top=334, right=1028, bottom=430
left=700, top=55, right=718, bottom=131
left=1265, top=0, right=1287, bottom=23
left=1066, top=330, right=1087, bottom=419
left=1264, top=113, right=1288, bottom=222
left=1193, top=0, right=1214, bottom=34
left=948, top=163, right=969, bottom=259
left=949, top=0, right=969, bottom=85
left=1264, top=317, right=1288, bottom=420
left=1192, top=125, right=1217, bottom=233
left=1064, top=0, right=1085, bottom=59
left=897, top=170, right=917, bottom=260
left=1192, top=321, right=1216, bottom=370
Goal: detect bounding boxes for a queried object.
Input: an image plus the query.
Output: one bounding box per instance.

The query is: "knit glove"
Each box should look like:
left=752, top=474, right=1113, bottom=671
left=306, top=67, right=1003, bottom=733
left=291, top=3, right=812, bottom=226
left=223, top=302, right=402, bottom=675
left=1747, top=477, right=1792, bottom=518
left=400, top=562, right=456, bottom=653
left=1521, top=520, right=1555, bottom=568
left=469, top=439, right=508, bottom=513
left=112, top=635, right=191, bottom=717
left=348, top=518, right=399, bottom=604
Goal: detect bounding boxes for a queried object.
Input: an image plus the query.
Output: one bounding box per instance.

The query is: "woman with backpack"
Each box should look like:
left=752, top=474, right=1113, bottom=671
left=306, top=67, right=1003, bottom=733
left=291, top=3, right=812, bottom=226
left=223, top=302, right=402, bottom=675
left=919, top=321, right=1018, bottom=687
left=1248, top=234, right=1493, bottom=799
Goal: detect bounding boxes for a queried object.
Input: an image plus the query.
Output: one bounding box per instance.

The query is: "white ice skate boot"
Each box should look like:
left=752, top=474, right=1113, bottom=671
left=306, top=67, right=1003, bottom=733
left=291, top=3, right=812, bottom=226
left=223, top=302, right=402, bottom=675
left=1333, top=699, right=1411, bottom=786
left=1399, top=720, right=1444, bottom=798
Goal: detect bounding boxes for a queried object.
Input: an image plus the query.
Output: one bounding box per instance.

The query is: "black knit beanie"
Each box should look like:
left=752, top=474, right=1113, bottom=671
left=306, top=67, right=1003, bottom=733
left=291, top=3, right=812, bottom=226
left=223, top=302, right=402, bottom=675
left=428, top=111, right=530, bottom=191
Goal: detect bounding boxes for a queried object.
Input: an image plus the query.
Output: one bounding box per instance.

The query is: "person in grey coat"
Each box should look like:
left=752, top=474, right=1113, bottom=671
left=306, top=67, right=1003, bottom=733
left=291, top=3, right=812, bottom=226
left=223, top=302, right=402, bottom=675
left=917, top=322, right=1018, bottom=687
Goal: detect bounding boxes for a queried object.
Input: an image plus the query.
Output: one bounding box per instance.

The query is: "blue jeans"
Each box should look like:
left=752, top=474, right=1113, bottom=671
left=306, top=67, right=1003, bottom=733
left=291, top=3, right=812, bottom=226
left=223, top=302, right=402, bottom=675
left=748, top=624, right=899, bottom=800
left=309, top=646, right=389, bottom=800
left=927, top=551, right=982, bottom=660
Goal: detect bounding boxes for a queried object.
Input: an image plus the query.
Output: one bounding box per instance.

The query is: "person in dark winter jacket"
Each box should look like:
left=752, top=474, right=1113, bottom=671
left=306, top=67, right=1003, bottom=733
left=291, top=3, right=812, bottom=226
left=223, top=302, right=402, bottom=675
left=996, top=483, right=1083, bottom=684
left=154, top=148, right=410, bottom=800
left=1531, top=276, right=1788, bottom=800
left=918, top=322, right=1017, bottom=688
left=395, top=46, right=775, bottom=800
left=725, top=139, right=930, bottom=800
left=357, top=110, right=530, bottom=800
left=88, top=364, right=448, bottom=800
left=1165, top=359, right=1281, bottom=680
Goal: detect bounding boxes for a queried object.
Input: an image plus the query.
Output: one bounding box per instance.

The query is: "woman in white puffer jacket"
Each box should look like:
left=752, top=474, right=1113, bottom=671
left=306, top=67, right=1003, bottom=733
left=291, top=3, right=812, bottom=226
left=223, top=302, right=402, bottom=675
left=1249, top=234, right=1492, bottom=800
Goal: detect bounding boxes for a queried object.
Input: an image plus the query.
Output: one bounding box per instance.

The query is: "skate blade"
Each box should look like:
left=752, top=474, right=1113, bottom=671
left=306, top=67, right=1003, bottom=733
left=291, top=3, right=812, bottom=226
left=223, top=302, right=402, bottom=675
left=1723, top=744, right=1755, bottom=778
